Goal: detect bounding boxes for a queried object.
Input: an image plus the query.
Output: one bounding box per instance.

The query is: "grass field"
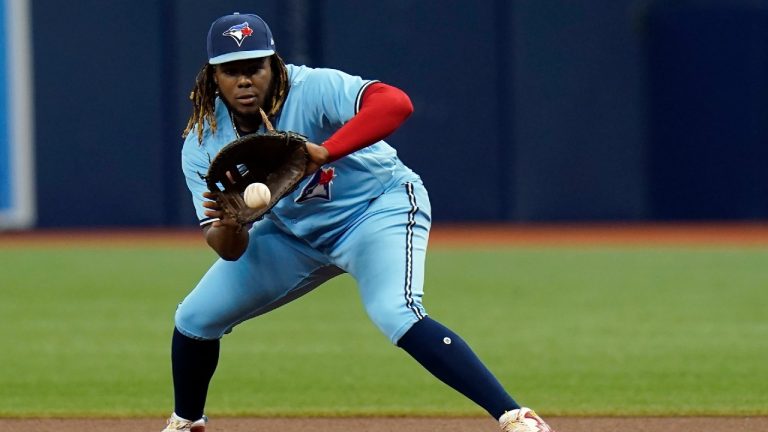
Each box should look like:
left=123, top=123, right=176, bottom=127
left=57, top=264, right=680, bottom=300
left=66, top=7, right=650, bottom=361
left=0, top=240, right=766, bottom=418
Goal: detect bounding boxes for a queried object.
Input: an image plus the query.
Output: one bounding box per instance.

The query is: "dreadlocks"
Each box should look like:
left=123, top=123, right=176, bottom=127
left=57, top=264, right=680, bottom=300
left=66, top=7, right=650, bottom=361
left=182, top=53, right=291, bottom=144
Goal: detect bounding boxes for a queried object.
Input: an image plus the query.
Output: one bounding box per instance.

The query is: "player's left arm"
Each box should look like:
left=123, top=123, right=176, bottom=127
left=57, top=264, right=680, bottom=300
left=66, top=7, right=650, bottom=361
left=321, top=82, right=413, bottom=162
left=306, top=78, right=413, bottom=174
left=303, top=142, right=331, bottom=177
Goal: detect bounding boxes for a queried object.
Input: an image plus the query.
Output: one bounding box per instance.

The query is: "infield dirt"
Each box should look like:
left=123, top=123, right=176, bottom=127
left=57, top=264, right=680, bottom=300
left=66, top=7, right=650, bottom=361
left=3, top=222, right=768, bottom=247
left=1, top=416, right=768, bottom=432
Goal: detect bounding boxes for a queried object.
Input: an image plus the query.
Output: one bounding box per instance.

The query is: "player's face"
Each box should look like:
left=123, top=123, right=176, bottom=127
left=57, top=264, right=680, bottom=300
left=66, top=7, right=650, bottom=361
left=214, top=57, right=273, bottom=119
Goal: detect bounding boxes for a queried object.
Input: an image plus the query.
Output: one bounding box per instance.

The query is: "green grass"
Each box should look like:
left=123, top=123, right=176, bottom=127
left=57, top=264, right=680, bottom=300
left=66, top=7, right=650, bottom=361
left=0, top=244, right=766, bottom=417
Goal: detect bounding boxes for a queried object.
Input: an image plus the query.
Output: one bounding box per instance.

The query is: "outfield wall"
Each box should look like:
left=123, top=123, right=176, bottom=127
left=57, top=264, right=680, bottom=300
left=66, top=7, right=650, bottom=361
left=5, top=0, right=767, bottom=228
left=0, top=0, right=33, bottom=229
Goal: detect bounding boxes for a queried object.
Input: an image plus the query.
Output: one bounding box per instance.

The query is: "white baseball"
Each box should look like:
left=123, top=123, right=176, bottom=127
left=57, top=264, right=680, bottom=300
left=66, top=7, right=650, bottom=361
left=243, top=183, right=271, bottom=209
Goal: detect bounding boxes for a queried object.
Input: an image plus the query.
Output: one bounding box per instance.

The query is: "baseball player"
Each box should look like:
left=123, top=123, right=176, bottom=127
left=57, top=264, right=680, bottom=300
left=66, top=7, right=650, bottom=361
left=163, top=12, right=556, bottom=432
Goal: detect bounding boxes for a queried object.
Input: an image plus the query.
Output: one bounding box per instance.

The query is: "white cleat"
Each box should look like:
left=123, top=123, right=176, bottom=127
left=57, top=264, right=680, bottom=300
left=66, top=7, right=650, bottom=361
left=499, top=407, right=556, bottom=432
left=161, top=413, right=208, bottom=432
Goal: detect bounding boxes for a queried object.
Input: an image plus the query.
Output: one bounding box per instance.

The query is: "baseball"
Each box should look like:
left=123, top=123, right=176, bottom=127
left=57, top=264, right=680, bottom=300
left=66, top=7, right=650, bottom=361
left=243, top=183, right=271, bottom=209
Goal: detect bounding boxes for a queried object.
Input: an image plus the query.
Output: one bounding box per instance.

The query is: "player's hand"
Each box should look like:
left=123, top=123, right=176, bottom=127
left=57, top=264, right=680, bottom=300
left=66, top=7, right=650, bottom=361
left=202, top=191, right=242, bottom=230
left=304, top=142, right=329, bottom=177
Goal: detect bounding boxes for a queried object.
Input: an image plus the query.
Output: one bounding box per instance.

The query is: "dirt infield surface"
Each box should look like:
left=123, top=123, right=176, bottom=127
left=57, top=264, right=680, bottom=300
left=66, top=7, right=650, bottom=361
left=1, top=416, right=767, bottom=432
left=2, top=223, right=766, bottom=431
left=3, top=222, right=768, bottom=247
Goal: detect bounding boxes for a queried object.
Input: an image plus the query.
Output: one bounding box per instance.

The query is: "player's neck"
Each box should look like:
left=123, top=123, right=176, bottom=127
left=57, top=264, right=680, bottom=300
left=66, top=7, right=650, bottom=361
left=231, top=113, right=261, bottom=136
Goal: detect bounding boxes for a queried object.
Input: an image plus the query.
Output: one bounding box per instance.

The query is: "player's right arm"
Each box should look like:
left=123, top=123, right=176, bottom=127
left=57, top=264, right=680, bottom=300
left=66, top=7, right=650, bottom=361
left=201, top=191, right=249, bottom=261
left=182, top=135, right=249, bottom=261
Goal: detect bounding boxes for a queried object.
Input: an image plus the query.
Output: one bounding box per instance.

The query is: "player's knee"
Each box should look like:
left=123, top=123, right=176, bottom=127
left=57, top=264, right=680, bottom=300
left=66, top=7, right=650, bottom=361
left=174, top=301, right=226, bottom=340
left=364, top=301, right=427, bottom=345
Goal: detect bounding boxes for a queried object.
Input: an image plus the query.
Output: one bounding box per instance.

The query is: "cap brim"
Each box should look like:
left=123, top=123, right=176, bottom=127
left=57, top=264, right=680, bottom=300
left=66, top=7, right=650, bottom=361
left=209, top=49, right=275, bottom=65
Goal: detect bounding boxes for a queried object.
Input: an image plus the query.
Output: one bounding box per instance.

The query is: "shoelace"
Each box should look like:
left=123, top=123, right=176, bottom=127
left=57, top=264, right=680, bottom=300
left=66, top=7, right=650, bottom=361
left=167, top=418, right=194, bottom=431
left=500, top=413, right=554, bottom=432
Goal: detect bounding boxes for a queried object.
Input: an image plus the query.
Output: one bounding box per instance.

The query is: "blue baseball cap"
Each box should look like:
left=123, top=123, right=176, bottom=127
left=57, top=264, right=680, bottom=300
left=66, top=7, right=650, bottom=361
left=207, top=12, right=276, bottom=65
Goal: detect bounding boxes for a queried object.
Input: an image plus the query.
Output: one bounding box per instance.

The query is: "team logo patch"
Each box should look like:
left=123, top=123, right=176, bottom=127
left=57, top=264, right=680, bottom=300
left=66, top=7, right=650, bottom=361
left=296, top=167, right=335, bottom=203
left=222, top=22, right=254, bottom=47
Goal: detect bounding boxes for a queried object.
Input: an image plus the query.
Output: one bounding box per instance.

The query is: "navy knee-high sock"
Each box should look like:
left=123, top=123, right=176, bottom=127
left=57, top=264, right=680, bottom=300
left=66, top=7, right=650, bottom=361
left=171, top=327, right=220, bottom=421
left=397, top=317, right=520, bottom=419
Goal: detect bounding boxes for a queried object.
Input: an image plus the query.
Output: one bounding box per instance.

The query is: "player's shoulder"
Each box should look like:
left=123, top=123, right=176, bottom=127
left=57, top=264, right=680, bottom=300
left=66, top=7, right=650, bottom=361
left=181, top=132, right=211, bottom=174
left=287, top=64, right=363, bottom=88
left=181, top=100, right=235, bottom=168
left=286, top=63, right=311, bottom=83
left=181, top=131, right=205, bottom=157
left=181, top=123, right=214, bottom=160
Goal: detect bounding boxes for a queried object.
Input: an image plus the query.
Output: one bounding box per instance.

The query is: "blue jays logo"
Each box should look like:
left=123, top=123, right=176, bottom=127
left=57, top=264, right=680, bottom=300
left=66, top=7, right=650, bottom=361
left=222, top=22, right=254, bottom=47
left=296, top=167, right=335, bottom=203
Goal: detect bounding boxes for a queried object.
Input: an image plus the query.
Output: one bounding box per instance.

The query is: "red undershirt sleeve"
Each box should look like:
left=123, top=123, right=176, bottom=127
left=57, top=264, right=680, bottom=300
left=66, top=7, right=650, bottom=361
left=322, top=82, right=414, bottom=162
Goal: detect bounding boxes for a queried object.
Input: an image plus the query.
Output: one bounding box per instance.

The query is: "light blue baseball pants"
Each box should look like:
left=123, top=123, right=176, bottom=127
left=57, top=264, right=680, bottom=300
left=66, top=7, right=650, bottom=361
left=175, top=181, right=431, bottom=344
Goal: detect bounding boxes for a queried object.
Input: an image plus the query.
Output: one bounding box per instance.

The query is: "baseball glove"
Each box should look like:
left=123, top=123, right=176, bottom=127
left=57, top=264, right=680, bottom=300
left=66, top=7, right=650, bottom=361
left=203, top=108, right=309, bottom=225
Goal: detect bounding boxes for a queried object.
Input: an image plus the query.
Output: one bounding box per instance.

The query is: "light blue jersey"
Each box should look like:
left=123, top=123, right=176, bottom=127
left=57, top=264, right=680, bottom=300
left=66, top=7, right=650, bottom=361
left=177, top=65, right=431, bottom=344
left=182, top=64, right=420, bottom=248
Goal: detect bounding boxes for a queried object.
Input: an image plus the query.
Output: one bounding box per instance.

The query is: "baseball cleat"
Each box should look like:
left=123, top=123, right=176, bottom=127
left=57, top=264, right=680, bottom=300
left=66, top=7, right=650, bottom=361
left=499, top=407, right=556, bottom=432
left=161, top=413, right=208, bottom=432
